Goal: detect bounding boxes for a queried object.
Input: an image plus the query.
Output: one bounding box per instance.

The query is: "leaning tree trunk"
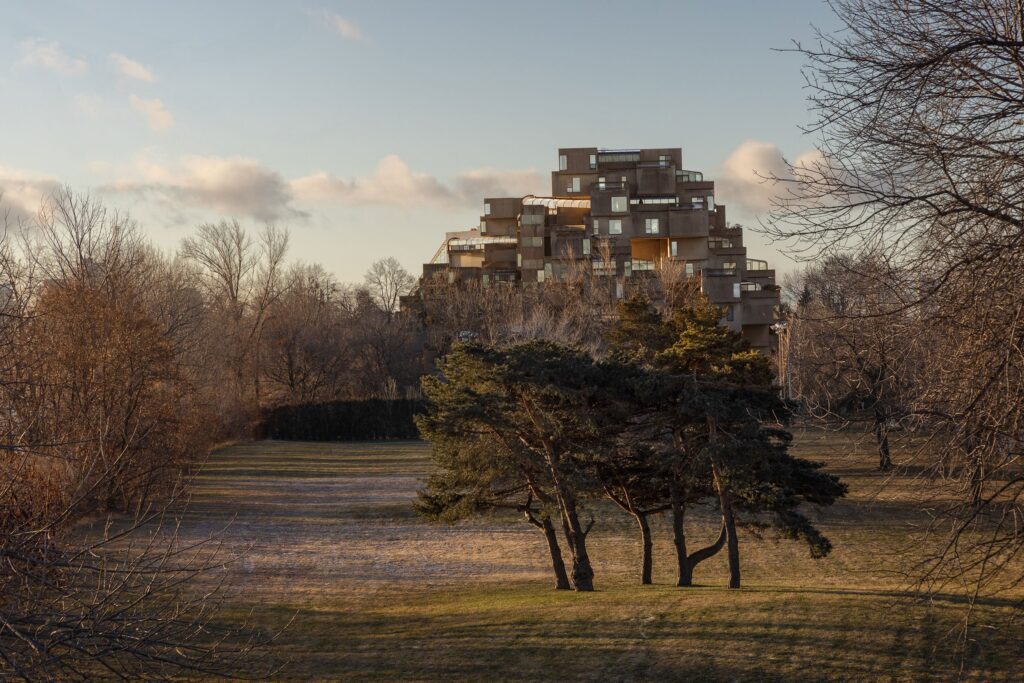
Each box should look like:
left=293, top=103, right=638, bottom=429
left=524, top=510, right=571, bottom=590
left=635, top=512, right=653, bottom=585
left=556, top=488, right=594, bottom=592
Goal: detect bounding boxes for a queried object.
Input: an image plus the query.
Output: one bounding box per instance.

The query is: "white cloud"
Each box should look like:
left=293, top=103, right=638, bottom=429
left=0, top=166, right=61, bottom=223
left=715, top=140, right=823, bottom=217
left=110, top=53, right=157, bottom=82
left=310, top=9, right=365, bottom=40
left=291, top=155, right=546, bottom=209
left=17, top=39, right=88, bottom=75
left=129, top=95, right=173, bottom=131
left=101, top=154, right=304, bottom=223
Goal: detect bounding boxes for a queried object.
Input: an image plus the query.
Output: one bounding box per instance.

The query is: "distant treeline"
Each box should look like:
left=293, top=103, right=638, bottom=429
left=257, top=399, right=424, bottom=441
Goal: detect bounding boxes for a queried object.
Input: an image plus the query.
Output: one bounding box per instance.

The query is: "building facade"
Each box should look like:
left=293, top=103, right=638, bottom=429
left=412, top=146, right=781, bottom=351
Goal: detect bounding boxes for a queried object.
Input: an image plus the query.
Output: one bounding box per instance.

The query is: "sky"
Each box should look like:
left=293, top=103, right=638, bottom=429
left=0, top=0, right=839, bottom=283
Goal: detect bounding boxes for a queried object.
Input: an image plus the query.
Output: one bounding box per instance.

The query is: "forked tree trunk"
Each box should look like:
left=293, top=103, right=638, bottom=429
left=670, top=486, right=691, bottom=586
left=556, top=489, right=594, bottom=591
left=712, top=462, right=741, bottom=589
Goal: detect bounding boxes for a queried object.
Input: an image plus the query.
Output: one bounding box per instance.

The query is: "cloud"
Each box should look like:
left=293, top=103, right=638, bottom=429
left=0, top=166, right=61, bottom=223
left=16, top=39, right=88, bottom=75
left=110, top=53, right=157, bottom=82
left=101, top=155, right=305, bottom=223
left=715, top=140, right=824, bottom=217
left=129, top=95, right=173, bottom=131
left=310, top=9, right=365, bottom=40
left=291, top=155, right=546, bottom=209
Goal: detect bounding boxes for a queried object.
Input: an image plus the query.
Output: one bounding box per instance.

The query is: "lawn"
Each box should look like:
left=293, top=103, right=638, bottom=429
left=178, top=433, right=1023, bottom=681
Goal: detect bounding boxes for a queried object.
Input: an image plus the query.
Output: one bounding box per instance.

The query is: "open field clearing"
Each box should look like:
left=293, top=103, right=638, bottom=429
left=164, top=434, right=1022, bottom=682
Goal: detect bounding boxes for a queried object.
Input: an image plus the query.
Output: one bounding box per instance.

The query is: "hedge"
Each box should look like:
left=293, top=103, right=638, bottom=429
left=256, top=399, right=423, bottom=441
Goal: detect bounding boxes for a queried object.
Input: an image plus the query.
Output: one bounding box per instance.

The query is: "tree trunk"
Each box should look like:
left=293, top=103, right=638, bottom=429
left=557, top=489, right=594, bottom=592
left=670, top=485, right=691, bottom=587
left=874, top=407, right=892, bottom=471
left=541, top=517, right=571, bottom=590
left=635, top=512, right=653, bottom=585
left=712, top=462, right=741, bottom=589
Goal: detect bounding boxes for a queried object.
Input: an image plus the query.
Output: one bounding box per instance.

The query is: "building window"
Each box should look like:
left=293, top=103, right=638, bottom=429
left=691, top=196, right=705, bottom=208
left=733, top=282, right=741, bottom=298
left=571, top=177, right=581, bottom=193
left=480, top=220, right=487, bottom=233
left=592, top=218, right=601, bottom=235
left=611, top=196, right=627, bottom=213
left=616, top=282, right=624, bottom=299
left=583, top=238, right=591, bottom=256
left=517, top=253, right=522, bottom=267
left=659, top=154, right=670, bottom=167
left=645, top=218, right=659, bottom=234
left=537, top=270, right=545, bottom=283
left=559, top=154, right=567, bottom=171
left=589, top=154, right=597, bottom=169
left=724, top=261, right=737, bottom=271
left=671, top=241, right=678, bottom=257
left=685, top=262, right=695, bottom=276
left=609, top=219, right=622, bottom=235
left=484, top=202, right=491, bottom=215
left=726, top=305, right=734, bottom=322
left=707, top=196, right=715, bottom=210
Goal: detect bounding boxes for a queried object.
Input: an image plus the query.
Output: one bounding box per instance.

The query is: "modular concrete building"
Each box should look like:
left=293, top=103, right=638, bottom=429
left=411, top=146, right=781, bottom=352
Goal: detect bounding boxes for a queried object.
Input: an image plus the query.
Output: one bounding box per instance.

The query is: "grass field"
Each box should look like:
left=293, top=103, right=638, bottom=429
left=178, top=433, right=1023, bottom=682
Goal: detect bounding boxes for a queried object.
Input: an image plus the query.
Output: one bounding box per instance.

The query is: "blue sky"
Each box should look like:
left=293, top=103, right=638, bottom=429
left=0, top=1, right=838, bottom=282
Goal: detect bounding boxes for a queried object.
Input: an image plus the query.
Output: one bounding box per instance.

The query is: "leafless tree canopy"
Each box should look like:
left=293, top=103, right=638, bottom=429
left=768, top=0, right=1024, bottom=622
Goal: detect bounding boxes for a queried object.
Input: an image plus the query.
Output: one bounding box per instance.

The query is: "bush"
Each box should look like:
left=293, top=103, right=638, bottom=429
left=257, top=399, right=424, bottom=440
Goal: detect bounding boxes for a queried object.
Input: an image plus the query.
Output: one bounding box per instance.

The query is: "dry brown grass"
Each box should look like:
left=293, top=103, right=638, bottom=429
left=160, top=433, right=1023, bottom=681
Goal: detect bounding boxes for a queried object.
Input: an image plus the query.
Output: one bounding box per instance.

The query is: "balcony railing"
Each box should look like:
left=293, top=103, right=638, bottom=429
left=592, top=180, right=627, bottom=191
left=704, top=267, right=736, bottom=277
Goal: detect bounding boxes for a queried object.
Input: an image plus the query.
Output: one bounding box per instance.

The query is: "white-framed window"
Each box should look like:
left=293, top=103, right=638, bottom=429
left=671, top=241, right=678, bottom=257
left=707, top=196, right=715, bottom=210
left=559, top=155, right=567, bottom=171
left=609, top=219, right=622, bottom=235
left=685, top=262, right=695, bottom=276
left=733, top=282, right=741, bottom=298
left=611, top=196, right=627, bottom=213
left=484, top=202, right=491, bottom=215
left=589, top=154, right=597, bottom=169
left=645, top=218, right=659, bottom=234
left=571, top=177, right=581, bottom=193
left=583, top=239, right=591, bottom=256
left=592, top=218, right=601, bottom=235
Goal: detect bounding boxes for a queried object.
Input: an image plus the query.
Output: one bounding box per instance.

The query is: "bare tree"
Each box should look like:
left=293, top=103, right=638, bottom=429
left=364, top=257, right=415, bottom=317
left=767, top=0, right=1024, bottom=644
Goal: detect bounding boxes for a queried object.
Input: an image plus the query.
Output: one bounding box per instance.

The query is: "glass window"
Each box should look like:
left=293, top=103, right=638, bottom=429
left=724, top=261, right=737, bottom=271
left=707, top=196, right=715, bottom=210
left=733, top=283, right=741, bottom=298
left=611, top=196, right=627, bottom=213
left=589, top=154, right=597, bottom=169
left=645, top=218, right=659, bottom=234
left=609, top=219, right=622, bottom=235
left=685, top=262, right=694, bottom=276
left=671, top=241, right=678, bottom=257
left=592, top=218, right=600, bottom=235
left=559, top=155, right=567, bottom=171
left=480, top=220, right=487, bottom=233
left=484, top=202, right=491, bottom=215
left=572, top=177, right=581, bottom=193
left=726, top=305, right=734, bottom=322
left=583, top=239, right=591, bottom=256
left=537, top=270, right=545, bottom=283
